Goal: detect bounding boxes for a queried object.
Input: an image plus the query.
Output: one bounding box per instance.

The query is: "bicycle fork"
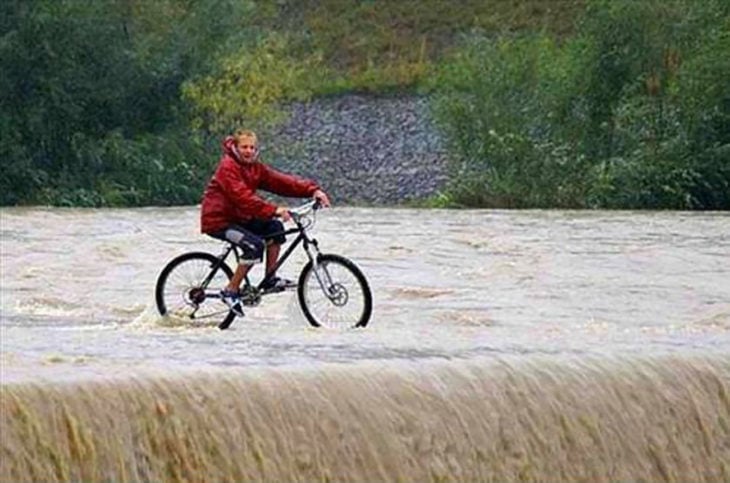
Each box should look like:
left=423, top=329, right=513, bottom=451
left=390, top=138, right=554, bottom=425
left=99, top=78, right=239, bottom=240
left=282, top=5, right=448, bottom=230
left=304, top=240, right=338, bottom=301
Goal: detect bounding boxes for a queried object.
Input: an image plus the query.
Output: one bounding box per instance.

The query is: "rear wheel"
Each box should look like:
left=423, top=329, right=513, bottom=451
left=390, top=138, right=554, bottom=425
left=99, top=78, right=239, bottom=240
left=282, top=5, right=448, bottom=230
left=155, top=252, right=236, bottom=329
left=297, top=254, right=372, bottom=328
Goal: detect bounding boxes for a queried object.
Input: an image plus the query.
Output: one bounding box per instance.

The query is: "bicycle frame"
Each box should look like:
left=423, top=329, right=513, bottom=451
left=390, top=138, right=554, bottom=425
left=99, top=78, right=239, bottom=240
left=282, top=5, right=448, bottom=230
left=200, top=216, right=324, bottom=295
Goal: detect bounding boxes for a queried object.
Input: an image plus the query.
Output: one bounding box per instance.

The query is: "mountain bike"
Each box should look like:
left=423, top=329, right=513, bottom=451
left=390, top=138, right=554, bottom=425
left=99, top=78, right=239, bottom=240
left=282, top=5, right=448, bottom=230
left=154, top=200, right=372, bottom=330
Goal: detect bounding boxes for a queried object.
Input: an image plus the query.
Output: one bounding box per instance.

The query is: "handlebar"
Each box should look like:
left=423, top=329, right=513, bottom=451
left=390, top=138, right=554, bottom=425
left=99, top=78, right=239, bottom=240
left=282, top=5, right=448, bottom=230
left=287, top=198, right=321, bottom=221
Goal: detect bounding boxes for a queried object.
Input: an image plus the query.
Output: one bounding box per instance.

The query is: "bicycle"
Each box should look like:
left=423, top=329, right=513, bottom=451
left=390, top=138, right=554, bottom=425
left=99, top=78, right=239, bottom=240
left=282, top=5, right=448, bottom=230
left=154, top=199, right=372, bottom=330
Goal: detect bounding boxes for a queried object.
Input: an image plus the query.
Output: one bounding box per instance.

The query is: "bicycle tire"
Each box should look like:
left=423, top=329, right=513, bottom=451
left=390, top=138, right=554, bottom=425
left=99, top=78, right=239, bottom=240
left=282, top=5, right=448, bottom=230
left=297, top=253, right=372, bottom=328
left=155, top=252, right=236, bottom=329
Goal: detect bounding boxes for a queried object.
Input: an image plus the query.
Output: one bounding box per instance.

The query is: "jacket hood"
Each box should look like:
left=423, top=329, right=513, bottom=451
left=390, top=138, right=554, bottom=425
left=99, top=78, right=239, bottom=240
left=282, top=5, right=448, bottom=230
left=222, top=136, right=241, bottom=162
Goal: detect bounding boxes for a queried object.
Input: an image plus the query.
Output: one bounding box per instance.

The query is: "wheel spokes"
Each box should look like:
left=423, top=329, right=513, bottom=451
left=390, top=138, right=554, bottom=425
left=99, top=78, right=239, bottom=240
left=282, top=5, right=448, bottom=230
left=162, top=258, right=229, bottom=321
left=303, top=261, right=365, bottom=328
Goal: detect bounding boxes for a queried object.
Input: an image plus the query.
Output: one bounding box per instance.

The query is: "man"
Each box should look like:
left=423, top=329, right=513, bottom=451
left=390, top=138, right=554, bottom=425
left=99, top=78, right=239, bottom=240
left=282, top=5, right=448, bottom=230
left=200, top=129, right=331, bottom=315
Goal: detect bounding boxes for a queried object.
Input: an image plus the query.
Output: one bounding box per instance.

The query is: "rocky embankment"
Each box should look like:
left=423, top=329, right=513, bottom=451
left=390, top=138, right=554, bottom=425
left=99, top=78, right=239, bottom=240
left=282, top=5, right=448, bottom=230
left=268, top=95, right=449, bottom=205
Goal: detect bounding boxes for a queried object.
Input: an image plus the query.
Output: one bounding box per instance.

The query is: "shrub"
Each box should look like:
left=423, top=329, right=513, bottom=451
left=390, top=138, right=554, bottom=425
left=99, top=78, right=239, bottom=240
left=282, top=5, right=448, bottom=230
left=431, top=0, right=730, bottom=209
left=182, top=34, right=325, bottom=135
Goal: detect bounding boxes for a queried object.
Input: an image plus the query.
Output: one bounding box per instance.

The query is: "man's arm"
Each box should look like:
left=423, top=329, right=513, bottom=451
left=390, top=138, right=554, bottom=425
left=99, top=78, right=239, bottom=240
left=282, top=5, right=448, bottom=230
left=260, top=164, right=319, bottom=199
left=263, top=166, right=332, bottom=215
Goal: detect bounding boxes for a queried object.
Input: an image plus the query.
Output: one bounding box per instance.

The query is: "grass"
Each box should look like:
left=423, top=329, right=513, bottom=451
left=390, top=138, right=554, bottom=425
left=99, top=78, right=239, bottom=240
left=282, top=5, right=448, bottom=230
left=252, top=0, right=586, bottom=93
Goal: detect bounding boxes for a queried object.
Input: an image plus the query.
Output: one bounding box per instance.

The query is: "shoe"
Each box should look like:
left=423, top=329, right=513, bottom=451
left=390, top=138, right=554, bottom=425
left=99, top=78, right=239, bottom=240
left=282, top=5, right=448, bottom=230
left=261, top=275, right=297, bottom=293
left=220, top=288, right=244, bottom=316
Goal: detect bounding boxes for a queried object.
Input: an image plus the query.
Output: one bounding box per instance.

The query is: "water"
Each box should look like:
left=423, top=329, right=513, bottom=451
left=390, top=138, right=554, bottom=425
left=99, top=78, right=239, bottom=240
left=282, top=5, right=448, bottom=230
left=2, top=207, right=728, bottom=378
left=1, top=207, right=729, bottom=480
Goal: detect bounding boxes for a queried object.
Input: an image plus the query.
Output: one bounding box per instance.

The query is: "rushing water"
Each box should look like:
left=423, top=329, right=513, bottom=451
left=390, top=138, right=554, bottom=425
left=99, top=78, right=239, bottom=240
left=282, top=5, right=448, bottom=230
left=1, top=207, right=729, bottom=481
left=2, top=207, right=728, bottom=378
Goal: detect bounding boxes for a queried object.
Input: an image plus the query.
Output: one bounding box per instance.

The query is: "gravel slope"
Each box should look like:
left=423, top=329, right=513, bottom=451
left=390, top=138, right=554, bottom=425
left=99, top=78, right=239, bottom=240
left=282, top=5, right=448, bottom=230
left=266, top=94, right=450, bottom=205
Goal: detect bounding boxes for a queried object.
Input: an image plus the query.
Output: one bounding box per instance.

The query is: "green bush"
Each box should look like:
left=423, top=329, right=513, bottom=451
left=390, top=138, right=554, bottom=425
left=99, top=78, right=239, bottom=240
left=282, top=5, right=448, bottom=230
left=431, top=34, right=591, bottom=208
left=182, top=33, right=324, bottom=135
left=1, top=0, right=251, bottom=206
left=431, top=0, right=730, bottom=209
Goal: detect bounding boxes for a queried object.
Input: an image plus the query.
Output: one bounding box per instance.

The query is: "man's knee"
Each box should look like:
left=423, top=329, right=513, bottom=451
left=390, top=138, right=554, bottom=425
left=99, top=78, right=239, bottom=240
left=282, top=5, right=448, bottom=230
left=250, top=238, right=266, bottom=258
left=267, top=219, right=286, bottom=245
left=270, top=219, right=284, bottom=232
left=225, top=228, right=265, bottom=262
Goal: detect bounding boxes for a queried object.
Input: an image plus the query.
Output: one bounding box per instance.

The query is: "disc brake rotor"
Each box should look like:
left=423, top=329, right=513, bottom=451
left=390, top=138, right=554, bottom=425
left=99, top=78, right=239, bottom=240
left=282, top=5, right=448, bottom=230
left=328, top=283, right=348, bottom=306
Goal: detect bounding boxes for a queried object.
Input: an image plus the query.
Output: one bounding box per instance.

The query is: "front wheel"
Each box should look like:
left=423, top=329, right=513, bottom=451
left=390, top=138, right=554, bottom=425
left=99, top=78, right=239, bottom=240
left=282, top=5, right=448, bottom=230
left=297, top=254, right=372, bottom=328
left=155, top=252, right=236, bottom=329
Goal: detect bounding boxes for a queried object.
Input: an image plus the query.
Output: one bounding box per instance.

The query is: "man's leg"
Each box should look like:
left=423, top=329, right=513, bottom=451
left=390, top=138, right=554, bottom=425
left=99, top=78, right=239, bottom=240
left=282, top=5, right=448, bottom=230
left=219, top=224, right=265, bottom=292
left=241, top=218, right=291, bottom=289
left=227, top=263, right=252, bottom=292
left=262, top=242, right=295, bottom=290
left=265, top=242, right=281, bottom=277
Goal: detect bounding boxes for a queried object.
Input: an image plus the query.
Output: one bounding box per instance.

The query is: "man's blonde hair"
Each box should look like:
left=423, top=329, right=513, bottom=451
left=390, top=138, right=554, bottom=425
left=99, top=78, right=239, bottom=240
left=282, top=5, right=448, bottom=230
left=234, top=129, right=258, bottom=146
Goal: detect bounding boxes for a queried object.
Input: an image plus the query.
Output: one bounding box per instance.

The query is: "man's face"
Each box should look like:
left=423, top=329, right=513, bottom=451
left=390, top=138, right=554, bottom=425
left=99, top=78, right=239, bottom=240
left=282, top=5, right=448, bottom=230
left=237, top=136, right=257, bottom=162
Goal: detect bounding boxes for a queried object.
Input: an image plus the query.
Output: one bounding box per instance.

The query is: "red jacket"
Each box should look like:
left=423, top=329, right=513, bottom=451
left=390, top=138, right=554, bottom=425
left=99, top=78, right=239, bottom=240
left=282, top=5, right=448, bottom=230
left=200, top=137, right=319, bottom=233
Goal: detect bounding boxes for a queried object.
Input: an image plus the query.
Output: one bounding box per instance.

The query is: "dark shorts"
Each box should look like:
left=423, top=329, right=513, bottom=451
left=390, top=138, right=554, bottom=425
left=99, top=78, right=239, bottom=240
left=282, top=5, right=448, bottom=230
left=209, top=219, right=286, bottom=264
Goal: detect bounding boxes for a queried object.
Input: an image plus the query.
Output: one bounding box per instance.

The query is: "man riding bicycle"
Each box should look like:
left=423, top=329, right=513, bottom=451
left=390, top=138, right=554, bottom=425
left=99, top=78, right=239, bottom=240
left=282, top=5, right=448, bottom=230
left=200, top=129, right=331, bottom=316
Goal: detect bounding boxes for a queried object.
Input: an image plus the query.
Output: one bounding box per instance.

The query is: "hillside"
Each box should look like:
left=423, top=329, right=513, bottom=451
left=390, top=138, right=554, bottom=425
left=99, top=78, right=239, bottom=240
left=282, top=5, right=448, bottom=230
left=252, top=0, right=585, bottom=93
left=3, top=0, right=728, bottom=209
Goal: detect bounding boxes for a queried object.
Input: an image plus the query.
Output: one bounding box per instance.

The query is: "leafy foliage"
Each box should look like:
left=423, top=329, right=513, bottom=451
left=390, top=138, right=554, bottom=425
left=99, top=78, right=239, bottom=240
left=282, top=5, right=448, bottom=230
left=430, top=0, right=730, bottom=209
left=1, top=0, right=251, bottom=206
left=261, top=0, right=583, bottom=93
left=182, top=34, right=323, bottom=135
left=2, top=0, right=727, bottom=209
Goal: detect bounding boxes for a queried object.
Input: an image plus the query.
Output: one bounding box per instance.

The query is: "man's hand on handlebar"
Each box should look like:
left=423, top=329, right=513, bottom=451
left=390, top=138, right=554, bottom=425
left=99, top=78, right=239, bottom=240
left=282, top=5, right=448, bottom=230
left=275, top=190, right=330, bottom=222
left=313, top=189, right=331, bottom=208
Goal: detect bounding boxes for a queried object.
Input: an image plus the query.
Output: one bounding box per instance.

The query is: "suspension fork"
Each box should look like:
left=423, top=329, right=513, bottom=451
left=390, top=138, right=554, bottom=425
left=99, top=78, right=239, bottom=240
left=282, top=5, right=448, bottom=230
left=303, top=237, right=336, bottom=297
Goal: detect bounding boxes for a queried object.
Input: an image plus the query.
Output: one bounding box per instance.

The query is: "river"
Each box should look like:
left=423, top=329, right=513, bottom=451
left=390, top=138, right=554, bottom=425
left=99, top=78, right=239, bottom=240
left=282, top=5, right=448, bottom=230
left=1, top=207, right=729, bottom=481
